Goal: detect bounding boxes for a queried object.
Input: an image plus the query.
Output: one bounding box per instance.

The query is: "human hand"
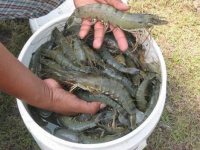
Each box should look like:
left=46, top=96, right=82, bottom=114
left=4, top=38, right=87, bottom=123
left=73, top=0, right=130, bottom=51
left=43, top=79, right=106, bottom=115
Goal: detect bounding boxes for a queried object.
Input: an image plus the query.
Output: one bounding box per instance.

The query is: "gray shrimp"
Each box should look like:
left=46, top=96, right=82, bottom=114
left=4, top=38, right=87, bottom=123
left=40, top=68, right=136, bottom=128
left=72, top=36, right=87, bottom=63
left=74, top=90, right=131, bottom=126
left=99, top=47, right=140, bottom=75
left=29, top=41, right=54, bottom=75
left=82, top=43, right=105, bottom=68
left=101, top=66, right=137, bottom=97
left=125, top=55, right=141, bottom=87
left=58, top=115, right=98, bottom=132
left=136, top=74, right=155, bottom=112
left=75, top=90, right=124, bottom=111
left=53, top=128, right=80, bottom=143
left=143, top=81, right=160, bottom=120
left=41, top=50, right=91, bottom=73
left=98, top=124, right=128, bottom=135
left=43, top=69, right=136, bottom=117
left=51, top=28, right=82, bottom=66
left=70, top=74, right=136, bottom=117
left=63, top=24, right=81, bottom=37
left=72, top=4, right=167, bottom=32
left=79, top=130, right=130, bottom=144
left=114, top=54, right=126, bottom=66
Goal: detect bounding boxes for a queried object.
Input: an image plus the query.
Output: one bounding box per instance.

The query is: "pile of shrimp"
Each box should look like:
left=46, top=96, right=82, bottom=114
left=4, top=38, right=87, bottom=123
left=28, top=4, right=164, bottom=144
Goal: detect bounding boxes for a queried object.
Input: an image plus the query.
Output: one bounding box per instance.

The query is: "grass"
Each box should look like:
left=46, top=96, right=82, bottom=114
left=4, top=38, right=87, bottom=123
left=0, top=20, right=40, bottom=150
left=129, top=0, right=200, bottom=149
left=0, top=0, right=200, bottom=149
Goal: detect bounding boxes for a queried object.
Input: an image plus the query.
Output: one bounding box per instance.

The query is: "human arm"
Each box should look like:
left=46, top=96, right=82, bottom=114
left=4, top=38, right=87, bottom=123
left=73, top=0, right=130, bottom=51
left=0, top=42, right=105, bottom=115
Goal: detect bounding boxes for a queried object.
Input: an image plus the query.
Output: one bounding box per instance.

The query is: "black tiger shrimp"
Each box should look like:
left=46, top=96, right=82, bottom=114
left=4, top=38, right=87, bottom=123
left=99, top=47, right=140, bottom=75
left=71, top=4, right=168, bottom=32
left=41, top=49, right=91, bottom=73
left=28, top=13, right=164, bottom=143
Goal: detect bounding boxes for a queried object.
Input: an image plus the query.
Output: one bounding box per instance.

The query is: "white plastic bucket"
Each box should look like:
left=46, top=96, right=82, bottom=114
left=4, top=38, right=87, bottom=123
left=17, top=15, right=167, bottom=150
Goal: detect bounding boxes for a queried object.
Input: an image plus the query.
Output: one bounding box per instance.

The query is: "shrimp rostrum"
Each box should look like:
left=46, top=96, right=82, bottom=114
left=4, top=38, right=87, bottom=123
left=71, top=4, right=168, bottom=32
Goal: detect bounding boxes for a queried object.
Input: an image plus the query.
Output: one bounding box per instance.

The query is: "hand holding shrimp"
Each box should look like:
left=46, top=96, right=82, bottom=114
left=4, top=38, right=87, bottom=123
left=74, top=0, right=130, bottom=51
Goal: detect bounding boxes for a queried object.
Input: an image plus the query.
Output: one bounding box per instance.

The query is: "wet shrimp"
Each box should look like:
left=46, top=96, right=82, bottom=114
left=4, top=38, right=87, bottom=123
left=72, top=4, right=168, bottom=32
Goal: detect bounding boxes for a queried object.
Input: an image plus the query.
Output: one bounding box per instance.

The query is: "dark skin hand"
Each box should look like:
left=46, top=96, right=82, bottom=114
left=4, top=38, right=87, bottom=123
left=0, top=42, right=106, bottom=116
left=74, top=0, right=130, bottom=51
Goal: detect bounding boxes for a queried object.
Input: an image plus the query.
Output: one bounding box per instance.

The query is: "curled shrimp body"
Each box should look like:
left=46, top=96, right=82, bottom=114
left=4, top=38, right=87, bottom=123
left=73, top=4, right=168, bottom=32
left=99, top=47, right=140, bottom=75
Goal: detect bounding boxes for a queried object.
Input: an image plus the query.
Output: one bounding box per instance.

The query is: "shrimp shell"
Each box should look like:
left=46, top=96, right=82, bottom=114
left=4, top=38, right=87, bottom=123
left=73, top=4, right=168, bottom=32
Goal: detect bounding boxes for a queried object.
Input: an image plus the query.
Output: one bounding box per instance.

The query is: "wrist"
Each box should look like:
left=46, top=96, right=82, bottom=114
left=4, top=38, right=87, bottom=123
left=34, top=80, right=54, bottom=110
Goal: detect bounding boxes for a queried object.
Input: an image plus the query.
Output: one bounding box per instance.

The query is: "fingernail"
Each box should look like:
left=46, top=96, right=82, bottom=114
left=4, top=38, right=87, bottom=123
left=123, top=3, right=129, bottom=6
left=93, top=40, right=101, bottom=49
left=121, top=1, right=129, bottom=6
left=100, top=103, right=106, bottom=109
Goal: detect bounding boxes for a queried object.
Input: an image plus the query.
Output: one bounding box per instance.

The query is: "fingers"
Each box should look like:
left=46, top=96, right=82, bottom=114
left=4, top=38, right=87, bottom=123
left=110, top=25, right=128, bottom=51
left=100, top=0, right=130, bottom=11
left=80, top=20, right=106, bottom=49
left=79, top=19, right=92, bottom=39
left=74, top=0, right=97, bottom=7
left=93, top=21, right=106, bottom=49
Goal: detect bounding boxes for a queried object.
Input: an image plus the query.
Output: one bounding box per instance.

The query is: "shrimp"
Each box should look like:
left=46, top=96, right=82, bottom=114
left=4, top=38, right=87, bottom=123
left=72, top=4, right=168, bottom=32
left=42, top=68, right=136, bottom=117
left=125, top=55, right=142, bottom=87
left=51, top=28, right=82, bottom=66
left=41, top=50, right=91, bottom=73
left=99, top=47, right=140, bottom=75
left=58, top=115, right=98, bottom=132
left=85, top=31, right=121, bottom=55
left=101, top=66, right=137, bottom=97
left=79, top=130, right=130, bottom=144
left=29, top=41, right=54, bottom=75
left=72, top=36, right=87, bottom=63
left=136, top=74, right=155, bottom=112
left=75, top=90, right=124, bottom=111
left=54, top=128, right=80, bottom=143
left=143, top=81, right=160, bottom=120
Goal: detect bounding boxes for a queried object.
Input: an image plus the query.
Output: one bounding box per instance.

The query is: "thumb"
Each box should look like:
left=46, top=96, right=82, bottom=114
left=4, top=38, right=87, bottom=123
left=104, top=0, right=130, bottom=11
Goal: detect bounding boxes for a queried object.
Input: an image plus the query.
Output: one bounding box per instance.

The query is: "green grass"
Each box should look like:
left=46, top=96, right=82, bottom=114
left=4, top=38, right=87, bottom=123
left=129, top=0, right=200, bottom=149
left=0, top=20, right=39, bottom=150
left=1, top=0, right=200, bottom=149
